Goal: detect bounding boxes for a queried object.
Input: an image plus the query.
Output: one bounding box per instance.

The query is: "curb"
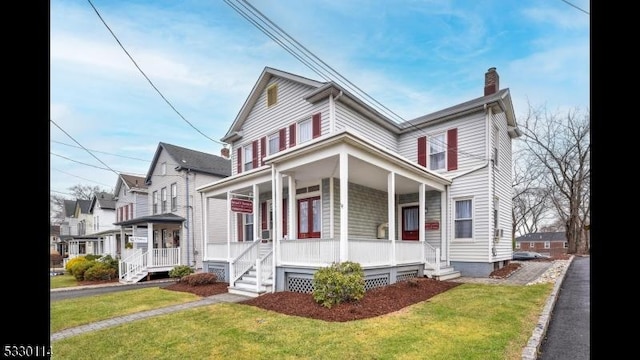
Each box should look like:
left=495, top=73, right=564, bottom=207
left=520, top=255, right=575, bottom=360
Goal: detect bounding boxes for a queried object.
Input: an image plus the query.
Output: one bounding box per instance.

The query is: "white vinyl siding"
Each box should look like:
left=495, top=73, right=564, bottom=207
left=492, top=111, right=514, bottom=260
left=397, top=110, right=486, bottom=177
left=334, top=103, right=399, bottom=152
left=230, top=77, right=329, bottom=176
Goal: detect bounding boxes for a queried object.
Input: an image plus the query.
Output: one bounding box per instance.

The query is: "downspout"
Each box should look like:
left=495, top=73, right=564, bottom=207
left=185, top=169, right=191, bottom=267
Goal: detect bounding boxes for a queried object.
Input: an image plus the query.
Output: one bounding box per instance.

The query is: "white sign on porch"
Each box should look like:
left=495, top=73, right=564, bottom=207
left=130, top=236, right=147, bottom=243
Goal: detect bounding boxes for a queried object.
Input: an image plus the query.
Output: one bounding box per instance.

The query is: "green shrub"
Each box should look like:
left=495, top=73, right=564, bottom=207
left=84, top=262, right=117, bottom=281
left=180, top=272, right=217, bottom=286
left=97, top=255, right=119, bottom=270
left=169, top=265, right=194, bottom=279
left=85, top=254, right=102, bottom=261
left=65, top=256, right=87, bottom=274
left=312, top=261, right=365, bottom=308
left=70, top=260, right=96, bottom=281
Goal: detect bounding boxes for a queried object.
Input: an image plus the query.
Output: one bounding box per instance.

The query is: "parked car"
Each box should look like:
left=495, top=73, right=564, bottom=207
left=512, top=251, right=551, bottom=261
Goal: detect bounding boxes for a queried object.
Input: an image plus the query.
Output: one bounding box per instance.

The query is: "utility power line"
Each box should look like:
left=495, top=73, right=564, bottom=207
left=86, top=0, right=224, bottom=145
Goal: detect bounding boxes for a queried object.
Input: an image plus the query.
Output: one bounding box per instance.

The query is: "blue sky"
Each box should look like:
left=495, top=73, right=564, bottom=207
left=50, top=0, right=590, bottom=198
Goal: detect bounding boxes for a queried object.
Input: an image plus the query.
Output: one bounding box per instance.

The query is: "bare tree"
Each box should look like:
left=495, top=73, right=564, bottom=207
left=49, top=184, right=109, bottom=224
left=512, top=145, right=553, bottom=238
left=519, top=105, right=590, bottom=254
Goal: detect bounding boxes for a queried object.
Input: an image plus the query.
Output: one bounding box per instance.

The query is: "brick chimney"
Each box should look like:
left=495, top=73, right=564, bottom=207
left=221, top=147, right=230, bottom=159
left=484, top=67, right=499, bottom=96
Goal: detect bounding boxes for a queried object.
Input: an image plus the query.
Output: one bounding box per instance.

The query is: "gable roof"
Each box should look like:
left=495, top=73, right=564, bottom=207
left=515, top=232, right=566, bottom=242
left=221, top=66, right=519, bottom=143
left=89, top=192, right=116, bottom=212
left=63, top=200, right=77, bottom=217
left=114, top=173, right=148, bottom=197
left=221, top=67, right=325, bottom=143
left=145, top=142, right=231, bottom=184
left=75, top=199, right=92, bottom=215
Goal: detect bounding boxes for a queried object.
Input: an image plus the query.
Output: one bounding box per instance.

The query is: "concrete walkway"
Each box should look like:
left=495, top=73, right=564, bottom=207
left=51, top=292, right=251, bottom=342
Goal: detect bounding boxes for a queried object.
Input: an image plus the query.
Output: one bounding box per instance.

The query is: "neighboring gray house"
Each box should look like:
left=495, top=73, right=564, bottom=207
left=116, top=142, right=231, bottom=283
left=197, top=66, right=521, bottom=297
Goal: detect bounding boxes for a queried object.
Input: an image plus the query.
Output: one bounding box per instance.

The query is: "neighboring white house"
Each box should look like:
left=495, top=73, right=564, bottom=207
left=116, top=142, right=231, bottom=283
left=197, top=66, right=521, bottom=297
left=67, top=193, right=116, bottom=260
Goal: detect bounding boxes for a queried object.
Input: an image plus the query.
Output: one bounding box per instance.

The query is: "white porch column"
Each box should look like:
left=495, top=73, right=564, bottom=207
left=272, top=166, right=281, bottom=263
left=202, top=193, right=208, bottom=260
left=419, top=183, right=426, bottom=264
left=288, top=176, right=296, bottom=239
left=226, top=191, right=232, bottom=260
left=253, top=184, right=260, bottom=241
left=329, top=177, right=335, bottom=238
left=388, top=171, right=396, bottom=265
left=147, top=222, right=153, bottom=266
left=339, top=152, right=349, bottom=261
left=441, top=188, right=448, bottom=264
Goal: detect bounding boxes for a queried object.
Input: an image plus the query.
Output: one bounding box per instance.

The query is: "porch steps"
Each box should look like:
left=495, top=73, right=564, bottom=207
left=228, top=243, right=273, bottom=297
left=119, top=270, right=148, bottom=284
left=424, top=265, right=461, bottom=281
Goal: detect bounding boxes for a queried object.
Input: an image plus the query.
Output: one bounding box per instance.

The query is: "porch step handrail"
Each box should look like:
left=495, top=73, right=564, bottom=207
left=119, top=250, right=148, bottom=282
left=256, top=250, right=273, bottom=292
left=229, top=240, right=261, bottom=286
left=424, top=242, right=441, bottom=273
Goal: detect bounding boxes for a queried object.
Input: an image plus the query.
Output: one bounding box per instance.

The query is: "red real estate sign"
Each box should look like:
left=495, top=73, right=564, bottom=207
left=425, top=221, right=439, bottom=230
left=231, top=198, right=253, bottom=213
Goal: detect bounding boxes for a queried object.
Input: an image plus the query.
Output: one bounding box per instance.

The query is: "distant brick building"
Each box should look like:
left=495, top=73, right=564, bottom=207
left=515, top=232, right=568, bottom=257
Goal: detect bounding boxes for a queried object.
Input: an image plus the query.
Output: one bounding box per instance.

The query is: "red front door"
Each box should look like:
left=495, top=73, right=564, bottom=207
left=298, top=196, right=321, bottom=239
left=402, top=206, right=419, bottom=240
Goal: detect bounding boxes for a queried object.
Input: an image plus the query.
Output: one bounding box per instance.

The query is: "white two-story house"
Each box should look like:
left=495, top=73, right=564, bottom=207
left=197, top=66, right=521, bottom=297
left=116, top=142, right=231, bottom=283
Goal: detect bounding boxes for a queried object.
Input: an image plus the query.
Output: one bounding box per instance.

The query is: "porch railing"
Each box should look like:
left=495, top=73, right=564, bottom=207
left=424, top=242, right=441, bottom=273
left=279, top=238, right=340, bottom=266
left=119, top=249, right=147, bottom=282
left=206, top=241, right=256, bottom=261
left=151, top=247, right=180, bottom=267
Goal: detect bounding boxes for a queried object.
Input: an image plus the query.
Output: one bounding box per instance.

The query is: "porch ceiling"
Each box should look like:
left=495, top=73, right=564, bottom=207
left=286, top=154, right=430, bottom=195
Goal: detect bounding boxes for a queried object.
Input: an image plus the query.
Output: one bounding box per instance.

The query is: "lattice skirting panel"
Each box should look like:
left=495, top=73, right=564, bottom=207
left=284, top=272, right=391, bottom=293
left=206, top=266, right=227, bottom=283
left=396, top=270, right=419, bottom=282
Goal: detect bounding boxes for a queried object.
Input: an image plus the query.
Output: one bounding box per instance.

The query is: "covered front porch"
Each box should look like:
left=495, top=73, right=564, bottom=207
left=115, top=214, right=184, bottom=283
left=198, top=131, right=457, bottom=296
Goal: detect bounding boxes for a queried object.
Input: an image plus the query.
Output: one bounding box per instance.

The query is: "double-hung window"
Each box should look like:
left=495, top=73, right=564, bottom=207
left=244, top=144, right=253, bottom=171
left=171, top=183, right=177, bottom=211
left=454, top=199, right=473, bottom=239
left=429, top=133, right=446, bottom=171
left=153, top=191, right=158, bottom=214
left=268, top=132, right=279, bottom=155
left=161, top=187, right=167, bottom=213
left=299, top=118, right=312, bottom=143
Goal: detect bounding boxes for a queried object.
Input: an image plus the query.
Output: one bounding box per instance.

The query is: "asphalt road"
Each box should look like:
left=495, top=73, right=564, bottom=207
left=50, top=279, right=175, bottom=301
left=537, top=256, right=590, bottom=360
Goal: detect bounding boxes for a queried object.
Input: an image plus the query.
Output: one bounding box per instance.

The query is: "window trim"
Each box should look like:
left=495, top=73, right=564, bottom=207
left=243, top=143, right=253, bottom=171
left=429, top=132, right=446, bottom=171
left=298, top=118, right=312, bottom=144
left=268, top=131, right=280, bottom=155
left=267, top=83, right=278, bottom=107
left=544, top=241, right=550, bottom=249
left=153, top=191, right=158, bottom=215
left=453, top=197, right=473, bottom=240
left=171, top=183, right=178, bottom=211
left=161, top=187, right=167, bottom=213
